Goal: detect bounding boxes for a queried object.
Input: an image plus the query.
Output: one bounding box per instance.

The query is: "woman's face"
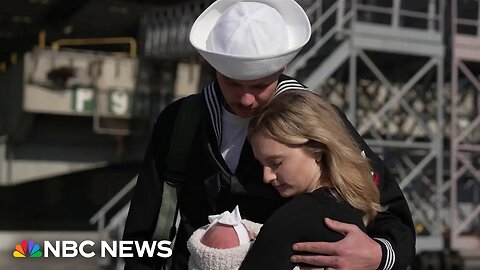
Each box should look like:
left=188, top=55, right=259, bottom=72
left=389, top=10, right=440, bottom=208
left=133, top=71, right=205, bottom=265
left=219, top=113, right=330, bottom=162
left=250, top=132, right=321, bottom=197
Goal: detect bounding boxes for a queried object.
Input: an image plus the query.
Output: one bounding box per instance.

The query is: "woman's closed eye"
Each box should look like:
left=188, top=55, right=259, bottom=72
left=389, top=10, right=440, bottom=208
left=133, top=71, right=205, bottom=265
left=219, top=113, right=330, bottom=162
left=269, top=161, right=283, bottom=170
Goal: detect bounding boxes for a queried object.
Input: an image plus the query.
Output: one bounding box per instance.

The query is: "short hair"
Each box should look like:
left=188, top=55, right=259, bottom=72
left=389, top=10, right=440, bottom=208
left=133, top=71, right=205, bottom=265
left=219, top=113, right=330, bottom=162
left=248, top=90, right=382, bottom=224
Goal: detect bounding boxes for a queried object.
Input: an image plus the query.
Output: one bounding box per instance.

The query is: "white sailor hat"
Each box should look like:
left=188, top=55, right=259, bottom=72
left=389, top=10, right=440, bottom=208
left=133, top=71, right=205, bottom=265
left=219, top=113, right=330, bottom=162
left=189, top=0, right=311, bottom=80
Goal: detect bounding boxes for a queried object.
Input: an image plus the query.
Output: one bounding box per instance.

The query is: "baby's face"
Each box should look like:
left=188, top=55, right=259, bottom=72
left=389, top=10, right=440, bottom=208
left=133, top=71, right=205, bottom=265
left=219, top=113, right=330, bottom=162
left=200, top=223, right=253, bottom=249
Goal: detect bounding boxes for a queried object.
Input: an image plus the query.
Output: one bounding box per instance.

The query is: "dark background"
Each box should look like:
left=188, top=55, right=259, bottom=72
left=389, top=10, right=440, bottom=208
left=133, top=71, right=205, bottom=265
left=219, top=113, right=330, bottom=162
left=0, top=0, right=193, bottom=64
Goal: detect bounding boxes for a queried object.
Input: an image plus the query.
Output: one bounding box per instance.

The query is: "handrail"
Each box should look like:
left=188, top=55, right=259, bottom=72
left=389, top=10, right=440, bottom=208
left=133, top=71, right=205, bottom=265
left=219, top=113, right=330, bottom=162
left=38, top=30, right=46, bottom=49
left=356, top=4, right=441, bottom=21
left=104, top=203, right=131, bottom=233
left=311, top=1, right=340, bottom=34
left=287, top=0, right=445, bottom=77
left=286, top=0, right=344, bottom=75
left=456, top=18, right=480, bottom=27
left=356, top=1, right=444, bottom=32
left=438, top=0, right=445, bottom=35
left=51, top=37, right=137, bottom=58
left=453, top=0, right=480, bottom=36
left=287, top=10, right=354, bottom=76
left=0, top=135, right=7, bottom=186
left=305, top=0, right=324, bottom=18
left=90, top=175, right=137, bottom=230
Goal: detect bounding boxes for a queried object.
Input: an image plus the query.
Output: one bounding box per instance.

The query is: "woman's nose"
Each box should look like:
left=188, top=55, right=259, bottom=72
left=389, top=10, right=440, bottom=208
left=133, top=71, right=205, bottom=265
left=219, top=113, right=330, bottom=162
left=263, top=167, right=276, bottom=184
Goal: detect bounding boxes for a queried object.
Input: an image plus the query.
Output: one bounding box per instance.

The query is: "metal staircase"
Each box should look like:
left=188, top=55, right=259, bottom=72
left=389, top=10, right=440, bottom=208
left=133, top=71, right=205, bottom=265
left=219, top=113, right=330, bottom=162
left=89, top=176, right=136, bottom=269
left=289, top=0, right=447, bottom=252
left=287, top=0, right=354, bottom=85
left=450, top=0, right=480, bottom=253
left=303, top=40, right=351, bottom=89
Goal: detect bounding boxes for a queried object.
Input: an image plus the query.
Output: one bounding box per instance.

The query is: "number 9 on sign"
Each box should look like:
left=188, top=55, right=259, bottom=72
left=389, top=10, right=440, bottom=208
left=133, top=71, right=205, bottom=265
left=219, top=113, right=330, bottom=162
left=109, top=89, right=131, bottom=116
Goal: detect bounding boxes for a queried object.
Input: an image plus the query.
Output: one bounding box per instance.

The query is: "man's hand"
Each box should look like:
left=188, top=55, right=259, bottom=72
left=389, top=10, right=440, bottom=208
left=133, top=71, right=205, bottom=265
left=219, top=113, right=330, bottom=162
left=290, top=218, right=382, bottom=270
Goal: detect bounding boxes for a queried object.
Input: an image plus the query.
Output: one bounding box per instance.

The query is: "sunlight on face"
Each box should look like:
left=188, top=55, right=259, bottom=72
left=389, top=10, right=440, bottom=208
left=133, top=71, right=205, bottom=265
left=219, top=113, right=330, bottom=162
left=249, top=132, right=321, bottom=197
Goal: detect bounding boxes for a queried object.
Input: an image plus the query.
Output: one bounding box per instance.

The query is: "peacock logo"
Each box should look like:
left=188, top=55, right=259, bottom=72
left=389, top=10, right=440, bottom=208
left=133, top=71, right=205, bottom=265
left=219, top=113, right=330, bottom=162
left=13, top=240, right=43, bottom=258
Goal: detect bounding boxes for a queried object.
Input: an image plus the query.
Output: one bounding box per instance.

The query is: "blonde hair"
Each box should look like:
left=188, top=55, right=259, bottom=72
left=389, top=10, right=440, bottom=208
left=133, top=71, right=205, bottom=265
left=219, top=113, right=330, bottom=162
left=248, top=90, right=382, bottom=225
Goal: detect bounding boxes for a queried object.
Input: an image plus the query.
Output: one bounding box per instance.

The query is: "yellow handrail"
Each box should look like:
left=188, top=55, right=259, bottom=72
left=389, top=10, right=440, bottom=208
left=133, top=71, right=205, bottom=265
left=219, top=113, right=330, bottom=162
left=39, top=31, right=46, bottom=49
left=10, top=52, right=17, bottom=65
left=51, top=37, right=137, bottom=57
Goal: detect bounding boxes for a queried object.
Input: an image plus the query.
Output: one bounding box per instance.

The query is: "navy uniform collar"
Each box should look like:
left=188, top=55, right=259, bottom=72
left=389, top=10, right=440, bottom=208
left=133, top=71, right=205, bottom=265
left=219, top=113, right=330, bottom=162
left=202, top=74, right=309, bottom=146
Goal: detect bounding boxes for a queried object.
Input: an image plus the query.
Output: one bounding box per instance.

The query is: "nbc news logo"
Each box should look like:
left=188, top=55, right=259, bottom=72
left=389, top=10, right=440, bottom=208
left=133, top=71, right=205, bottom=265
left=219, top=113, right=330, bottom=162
left=12, top=239, right=172, bottom=258
left=13, top=240, right=42, bottom=258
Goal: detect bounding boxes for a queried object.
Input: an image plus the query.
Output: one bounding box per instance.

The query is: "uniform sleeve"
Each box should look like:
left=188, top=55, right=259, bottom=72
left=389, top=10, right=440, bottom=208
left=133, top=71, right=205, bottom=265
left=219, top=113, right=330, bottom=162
left=123, top=99, right=184, bottom=270
left=368, top=167, right=416, bottom=270
left=239, top=195, right=348, bottom=270
left=333, top=106, right=416, bottom=270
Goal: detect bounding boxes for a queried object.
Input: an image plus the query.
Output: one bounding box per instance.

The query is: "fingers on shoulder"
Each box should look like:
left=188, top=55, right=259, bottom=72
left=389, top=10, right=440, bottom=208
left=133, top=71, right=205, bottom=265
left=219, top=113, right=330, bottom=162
left=293, top=242, right=336, bottom=254
left=325, top=218, right=360, bottom=234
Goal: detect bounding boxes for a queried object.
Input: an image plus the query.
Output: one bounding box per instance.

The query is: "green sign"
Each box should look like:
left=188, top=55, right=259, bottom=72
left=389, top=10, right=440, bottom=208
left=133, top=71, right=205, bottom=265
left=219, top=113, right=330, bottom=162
left=72, top=86, right=95, bottom=113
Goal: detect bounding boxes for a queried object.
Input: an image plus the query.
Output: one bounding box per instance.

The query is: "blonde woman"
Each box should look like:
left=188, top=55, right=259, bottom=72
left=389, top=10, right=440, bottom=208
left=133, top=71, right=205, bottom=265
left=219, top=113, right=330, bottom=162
left=240, top=90, right=383, bottom=270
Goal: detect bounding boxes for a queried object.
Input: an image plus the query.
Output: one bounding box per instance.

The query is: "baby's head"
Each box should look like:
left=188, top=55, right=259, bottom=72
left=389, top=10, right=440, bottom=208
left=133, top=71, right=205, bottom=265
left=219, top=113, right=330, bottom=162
left=200, top=220, right=253, bottom=249
left=187, top=206, right=261, bottom=270
left=200, top=206, right=253, bottom=249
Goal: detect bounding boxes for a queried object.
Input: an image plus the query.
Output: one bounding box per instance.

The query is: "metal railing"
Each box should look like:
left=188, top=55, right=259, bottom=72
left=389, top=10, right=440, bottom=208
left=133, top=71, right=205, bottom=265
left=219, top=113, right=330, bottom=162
left=51, top=37, right=137, bottom=58
left=287, top=1, right=354, bottom=76
left=90, top=175, right=137, bottom=240
left=141, top=0, right=213, bottom=57
left=287, top=0, right=445, bottom=78
left=450, top=0, right=480, bottom=251
left=453, top=0, right=480, bottom=36
left=0, top=135, right=7, bottom=185
left=355, top=0, right=445, bottom=32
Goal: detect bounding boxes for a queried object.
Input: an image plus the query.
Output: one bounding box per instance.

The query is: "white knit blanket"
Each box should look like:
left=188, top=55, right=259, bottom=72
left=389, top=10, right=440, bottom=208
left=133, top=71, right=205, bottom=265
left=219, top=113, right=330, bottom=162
left=187, top=219, right=262, bottom=270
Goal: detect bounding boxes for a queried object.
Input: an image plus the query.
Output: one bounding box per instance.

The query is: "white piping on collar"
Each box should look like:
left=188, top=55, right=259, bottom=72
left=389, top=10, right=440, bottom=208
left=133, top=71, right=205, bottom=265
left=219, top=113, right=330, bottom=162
left=202, top=76, right=309, bottom=145
left=275, top=79, right=310, bottom=97
left=203, top=82, right=222, bottom=145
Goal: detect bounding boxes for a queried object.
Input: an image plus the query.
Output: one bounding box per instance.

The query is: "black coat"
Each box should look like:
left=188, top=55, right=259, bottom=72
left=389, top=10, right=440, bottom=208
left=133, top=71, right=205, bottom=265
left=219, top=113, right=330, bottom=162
left=239, top=187, right=366, bottom=270
left=123, top=75, right=415, bottom=270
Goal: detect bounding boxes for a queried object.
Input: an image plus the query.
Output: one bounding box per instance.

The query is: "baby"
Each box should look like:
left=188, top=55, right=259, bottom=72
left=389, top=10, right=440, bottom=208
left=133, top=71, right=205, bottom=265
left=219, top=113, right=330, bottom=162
left=187, top=206, right=262, bottom=270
